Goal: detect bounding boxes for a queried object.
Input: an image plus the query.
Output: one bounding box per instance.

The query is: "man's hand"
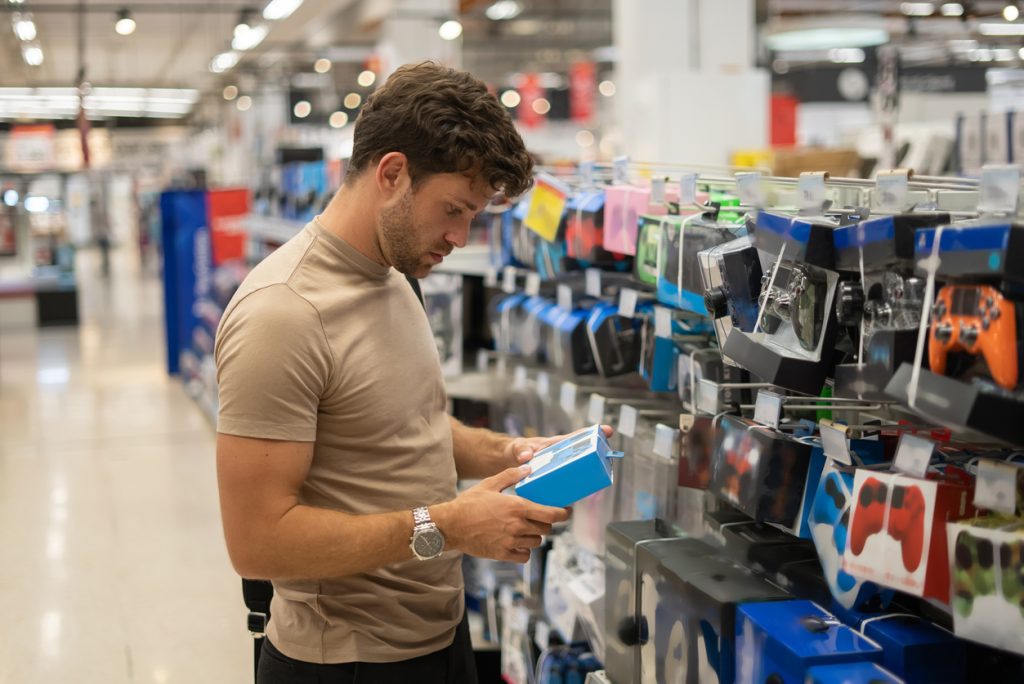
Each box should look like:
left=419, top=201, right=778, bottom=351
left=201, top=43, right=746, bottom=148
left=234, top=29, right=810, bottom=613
left=432, top=466, right=571, bottom=563
left=503, top=424, right=615, bottom=466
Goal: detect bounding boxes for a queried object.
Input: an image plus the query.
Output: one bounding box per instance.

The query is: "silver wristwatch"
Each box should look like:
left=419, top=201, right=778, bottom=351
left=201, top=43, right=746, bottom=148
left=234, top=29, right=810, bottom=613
left=410, top=506, right=445, bottom=560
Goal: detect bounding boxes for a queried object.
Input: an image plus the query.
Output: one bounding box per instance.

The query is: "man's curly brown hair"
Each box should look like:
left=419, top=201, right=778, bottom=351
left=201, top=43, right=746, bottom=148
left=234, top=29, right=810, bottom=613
left=345, top=61, right=534, bottom=198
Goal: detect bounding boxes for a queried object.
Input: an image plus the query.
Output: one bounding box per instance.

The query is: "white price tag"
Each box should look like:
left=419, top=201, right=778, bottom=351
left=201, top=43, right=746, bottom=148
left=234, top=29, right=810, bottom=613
left=557, top=283, right=574, bottom=311
left=619, top=287, right=639, bottom=319
left=513, top=365, right=528, bottom=390
left=679, top=173, right=698, bottom=207
left=798, top=172, right=828, bottom=212
left=485, top=267, right=499, bottom=288
left=525, top=272, right=541, bottom=296
left=585, top=268, right=602, bottom=298
left=502, top=266, right=517, bottom=294
left=618, top=404, right=638, bottom=438
left=498, top=584, right=515, bottom=609
left=613, top=155, right=630, bottom=184
left=894, top=433, right=935, bottom=478
left=753, top=390, right=784, bottom=429
left=978, top=164, right=1022, bottom=216
left=496, top=356, right=508, bottom=377
left=579, top=161, right=594, bottom=186
left=974, top=459, right=1021, bottom=515
left=512, top=605, right=530, bottom=633
left=560, top=381, right=578, bottom=414
left=696, top=379, right=720, bottom=415
left=735, top=172, right=764, bottom=208
left=476, top=349, right=489, bottom=373
left=654, top=306, right=672, bottom=338
left=588, top=393, right=607, bottom=424
left=534, top=620, right=551, bottom=651
left=819, top=419, right=853, bottom=466
left=651, top=177, right=666, bottom=204
left=536, top=371, right=550, bottom=398
left=653, top=424, right=678, bottom=459
left=875, top=171, right=910, bottom=214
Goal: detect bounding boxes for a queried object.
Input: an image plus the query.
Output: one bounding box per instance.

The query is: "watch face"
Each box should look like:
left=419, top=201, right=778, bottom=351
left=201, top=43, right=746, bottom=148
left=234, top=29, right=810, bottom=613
left=413, top=529, right=445, bottom=559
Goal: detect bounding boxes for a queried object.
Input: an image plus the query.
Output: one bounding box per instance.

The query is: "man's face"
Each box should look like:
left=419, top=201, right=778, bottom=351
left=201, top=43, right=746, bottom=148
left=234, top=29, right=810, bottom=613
left=378, top=171, right=494, bottom=278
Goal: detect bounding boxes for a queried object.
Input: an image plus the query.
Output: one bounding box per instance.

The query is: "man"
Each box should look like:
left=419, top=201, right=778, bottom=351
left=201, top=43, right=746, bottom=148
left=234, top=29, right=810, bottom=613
left=216, top=62, right=584, bottom=684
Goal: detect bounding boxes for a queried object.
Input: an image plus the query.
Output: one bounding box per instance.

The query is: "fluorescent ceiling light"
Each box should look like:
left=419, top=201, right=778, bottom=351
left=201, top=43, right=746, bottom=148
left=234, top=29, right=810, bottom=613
left=830, top=47, right=866, bottom=63
left=994, top=47, right=1016, bottom=61
left=0, top=86, right=200, bottom=120
left=1005, top=4, right=1021, bottom=21
left=486, top=1, right=522, bottom=21
left=232, top=24, right=268, bottom=51
left=979, top=22, right=1024, bottom=35
left=210, top=51, right=240, bottom=73
left=263, top=0, right=303, bottom=21
left=13, top=13, right=36, bottom=41
left=940, top=3, right=964, bottom=15
left=115, top=9, right=136, bottom=36
left=765, top=27, right=889, bottom=51
left=900, top=2, right=935, bottom=16
left=438, top=20, right=462, bottom=40
left=21, top=43, right=43, bottom=66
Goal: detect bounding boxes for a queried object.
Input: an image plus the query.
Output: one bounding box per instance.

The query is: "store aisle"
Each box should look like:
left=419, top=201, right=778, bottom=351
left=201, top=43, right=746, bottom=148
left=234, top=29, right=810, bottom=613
left=0, top=248, right=250, bottom=684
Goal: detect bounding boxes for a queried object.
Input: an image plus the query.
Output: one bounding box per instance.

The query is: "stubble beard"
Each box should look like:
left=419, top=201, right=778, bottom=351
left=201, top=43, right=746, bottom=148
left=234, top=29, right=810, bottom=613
left=379, top=190, right=426, bottom=277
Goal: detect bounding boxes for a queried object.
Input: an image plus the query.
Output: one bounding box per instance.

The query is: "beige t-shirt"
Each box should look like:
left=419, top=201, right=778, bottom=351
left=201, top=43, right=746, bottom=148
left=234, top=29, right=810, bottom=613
left=215, top=219, right=462, bottom=664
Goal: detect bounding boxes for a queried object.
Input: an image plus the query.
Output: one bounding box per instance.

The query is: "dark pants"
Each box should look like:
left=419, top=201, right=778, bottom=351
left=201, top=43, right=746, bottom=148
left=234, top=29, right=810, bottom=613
left=256, top=612, right=478, bottom=684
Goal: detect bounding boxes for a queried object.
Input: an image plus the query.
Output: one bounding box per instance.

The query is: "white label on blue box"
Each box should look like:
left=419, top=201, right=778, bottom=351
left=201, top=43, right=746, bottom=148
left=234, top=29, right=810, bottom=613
left=753, top=389, right=784, bottom=429
left=619, top=287, right=638, bottom=319
left=502, top=266, right=517, bottom=294
left=894, top=433, right=934, bottom=478
left=585, top=268, right=602, bottom=298
left=974, top=459, right=1020, bottom=515
left=819, top=419, right=853, bottom=465
left=557, top=283, right=573, bottom=311
left=588, top=393, right=607, bottom=424
left=560, top=381, right=578, bottom=414
left=654, top=306, right=672, bottom=339
left=525, top=272, right=541, bottom=296
left=619, top=404, right=638, bottom=438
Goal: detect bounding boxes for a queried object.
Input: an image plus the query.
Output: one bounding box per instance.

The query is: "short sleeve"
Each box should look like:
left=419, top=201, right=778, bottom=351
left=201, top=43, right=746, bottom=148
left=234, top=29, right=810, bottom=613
left=215, top=283, right=334, bottom=441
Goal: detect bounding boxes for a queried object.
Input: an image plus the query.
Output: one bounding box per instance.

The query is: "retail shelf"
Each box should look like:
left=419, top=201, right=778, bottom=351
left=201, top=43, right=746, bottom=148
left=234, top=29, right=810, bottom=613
left=243, top=214, right=306, bottom=244
left=435, top=244, right=493, bottom=277
left=444, top=370, right=500, bottom=403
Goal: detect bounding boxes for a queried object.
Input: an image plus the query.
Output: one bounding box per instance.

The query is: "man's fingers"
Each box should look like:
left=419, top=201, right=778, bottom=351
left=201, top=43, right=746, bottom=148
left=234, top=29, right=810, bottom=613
left=521, top=502, right=571, bottom=525
left=513, top=535, right=544, bottom=549
left=520, top=519, right=553, bottom=536
left=600, top=424, right=614, bottom=438
left=506, top=549, right=531, bottom=563
left=484, top=465, right=532, bottom=491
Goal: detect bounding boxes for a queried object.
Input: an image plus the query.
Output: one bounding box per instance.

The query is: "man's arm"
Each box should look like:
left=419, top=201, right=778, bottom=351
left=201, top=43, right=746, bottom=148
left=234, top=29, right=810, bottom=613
left=217, top=433, right=570, bottom=579
left=449, top=417, right=517, bottom=479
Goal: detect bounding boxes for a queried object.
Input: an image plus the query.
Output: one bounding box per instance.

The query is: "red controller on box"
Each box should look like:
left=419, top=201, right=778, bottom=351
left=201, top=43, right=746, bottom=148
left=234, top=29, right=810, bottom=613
left=843, top=467, right=976, bottom=603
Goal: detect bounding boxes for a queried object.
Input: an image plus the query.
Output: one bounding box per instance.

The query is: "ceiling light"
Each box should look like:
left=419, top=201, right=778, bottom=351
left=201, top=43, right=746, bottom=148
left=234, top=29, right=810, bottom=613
left=900, top=2, right=934, bottom=15
left=485, top=1, right=522, bottom=20
left=236, top=95, right=252, bottom=111
left=829, top=47, right=866, bottom=63
left=3, top=190, right=18, bottom=207
left=357, top=70, right=376, bottom=87
left=532, top=97, right=550, bottom=115
left=343, top=92, right=361, bottom=109
left=995, top=47, right=1016, bottom=61
left=940, top=2, right=964, bottom=15
left=24, top=196, right=49, bottom=213
left=263, top=0, right=303, bottom=21
left=980, top=22, right=1024, bottom=34
left=234, top=8, right=256, bottom=37
left=765, top=27, right=889, bottom=51
left=500, top=90, right=520, bottom=107
left=575, top=130, right=594, bottom=147
left=314, top=58, right=331, bottom=74
left=293, top=100, right=311, bottom=118
left=438, top=20, right=462, bottom=41
left=1005, top=4, right=1021, bottom=21
left=329, top=111, right=348, bottom=128
left=13, top=13, right=36, bottom=41
left=21, top=43, right=43, bottom=66
left=210, top=51, right=240, bottom=73
left=222, top=85, right=239, bottom=100
left=232, top=24, right=268, bottom=50
left=115, top=8, right=136, bottom=35
left=598, top=80, right=616, bottom=97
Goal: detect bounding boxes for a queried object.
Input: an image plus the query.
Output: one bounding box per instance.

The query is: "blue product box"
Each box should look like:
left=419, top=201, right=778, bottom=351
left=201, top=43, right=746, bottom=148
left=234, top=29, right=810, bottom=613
left=858, top=614, right=966, bottom=684
left=641, top=334, right=680, bottom=392
left=735, top=600, right=884, bottom=684
left=656, top=216, right=737, bottom=314
left=753, top=211, right=837, bottom=270
left=806, top=661, right=904, bottom=684
left=833, top=213, right=949, bottom=272
left=515, top=425, right=624, bottom=507
left=913, top=222, right=1024, bottom=282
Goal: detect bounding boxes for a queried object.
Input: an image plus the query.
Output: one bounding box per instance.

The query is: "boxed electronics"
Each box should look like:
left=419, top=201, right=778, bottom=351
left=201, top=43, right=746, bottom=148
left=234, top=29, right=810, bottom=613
left=515, top=424, right=623, bottom=507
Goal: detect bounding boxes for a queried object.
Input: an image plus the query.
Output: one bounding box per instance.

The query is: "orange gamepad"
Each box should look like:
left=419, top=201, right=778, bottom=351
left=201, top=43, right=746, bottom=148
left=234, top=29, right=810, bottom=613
left=929, top=285, right=1018, bottom=390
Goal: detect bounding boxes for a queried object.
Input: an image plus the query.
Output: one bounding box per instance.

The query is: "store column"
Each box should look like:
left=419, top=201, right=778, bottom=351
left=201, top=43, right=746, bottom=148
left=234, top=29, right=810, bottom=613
left=611, top=0, right=768, bottom=166
left=375, top=0, right=461, bottom=78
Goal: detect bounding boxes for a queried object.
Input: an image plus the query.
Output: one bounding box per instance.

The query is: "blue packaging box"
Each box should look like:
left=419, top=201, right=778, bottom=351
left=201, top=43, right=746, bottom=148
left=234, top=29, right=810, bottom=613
left=515, top=425, right=623, bottom=507
left=807, top=661, right=904, bottom=684
left=858, top=614, right=965, bottom=684
left=735, top=600, right=883, bottom=684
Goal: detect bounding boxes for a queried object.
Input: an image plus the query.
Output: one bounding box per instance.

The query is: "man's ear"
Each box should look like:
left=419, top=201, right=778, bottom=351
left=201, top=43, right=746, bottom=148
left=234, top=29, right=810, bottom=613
left=375, top=152, right=410, bottom=200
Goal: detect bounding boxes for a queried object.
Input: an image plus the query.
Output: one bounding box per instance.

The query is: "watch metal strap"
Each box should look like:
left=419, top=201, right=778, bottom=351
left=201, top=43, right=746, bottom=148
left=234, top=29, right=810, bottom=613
left=412, top=506, right=433, bottom=527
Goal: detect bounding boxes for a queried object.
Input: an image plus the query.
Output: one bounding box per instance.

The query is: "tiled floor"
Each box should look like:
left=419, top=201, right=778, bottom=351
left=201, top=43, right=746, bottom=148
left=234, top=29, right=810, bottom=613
left=0, top=249, right=250, bottom=683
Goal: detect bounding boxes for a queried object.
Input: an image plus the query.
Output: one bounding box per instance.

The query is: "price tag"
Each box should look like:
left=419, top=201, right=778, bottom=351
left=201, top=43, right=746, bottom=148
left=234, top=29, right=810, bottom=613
left=476, top=349, right=489, bottom=373
left=525, top=272, right=541, bottom=296
left=894, top=433, right=935, bottom=478
left=496, top=355, right=507, bottom=377
left=498, top=584, right=515, bottom=609
left=978, top=164, right=1022, bottom=216
left=735, top=171, right=764, bottom=208
left=579, top=160, right=594, bottom=186
left=485, top=267, right=499, bottom=288
left=534, top=620, right=551, bottom=651
left=560, top=381, right=578, bottom=414
left=753, top=389, right=784, bottom=429
left=653, top=424, right=678, bottom=459
left=512, top=605, right=531, bottom=633
left=974, top=459, right=1021, bottom=515
left=875, top=170, right=910, bottom=214
left=502, top=266, right=517, bottom=294
left=588, top=393, right=607, bottom=424
left=819, top=419, right=853, bottom=465
left=679, top=173, right=698, bottom=207
left=618, top=287, right=639, bottom=319
left=651, top=177, right=666, bottom=204
left=654, top=306, right=672, bottom=338
left=537, top=371, right=550, bottom=398
left=557, top=283, right=574, bottom=311
left=798, top=171, right=828, bottom=212
left=613, top=155, right=630, bottom=184
left=696, top=379, right=720, bottom=415
left=513, top=365, right=528, bottom=390
left=585, top=268, right=602, bottom=297
left=618, top=404, right=638, bottom=438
